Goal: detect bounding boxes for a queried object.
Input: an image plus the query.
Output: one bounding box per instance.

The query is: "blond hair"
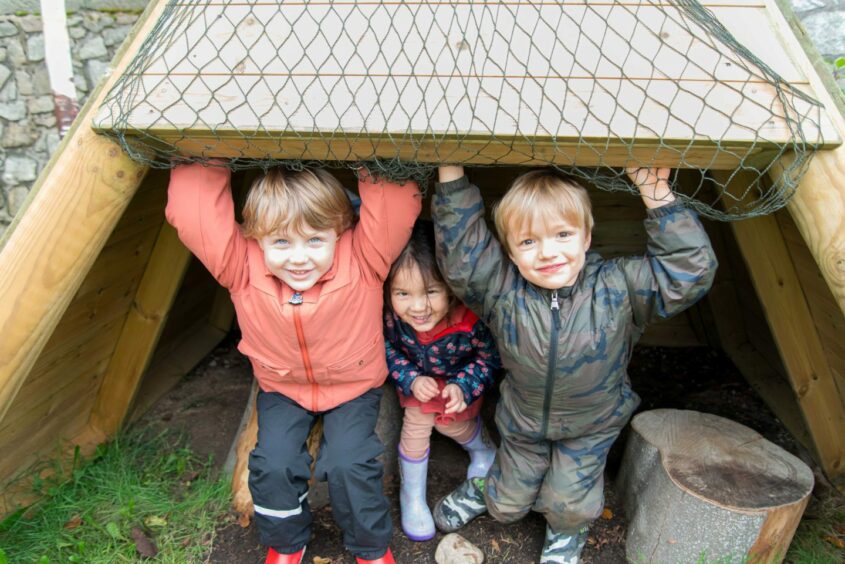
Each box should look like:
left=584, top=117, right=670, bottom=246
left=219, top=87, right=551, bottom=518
left=242, top=168, right=355, bottom=239
left=493, top=170, right=593, bottom=253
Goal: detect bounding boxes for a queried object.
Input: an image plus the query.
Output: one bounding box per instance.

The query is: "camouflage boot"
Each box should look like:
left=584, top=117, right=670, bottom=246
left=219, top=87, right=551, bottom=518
left=432, top=477, right=487, bottom=532
left=540, top=524, right=588, bottom=563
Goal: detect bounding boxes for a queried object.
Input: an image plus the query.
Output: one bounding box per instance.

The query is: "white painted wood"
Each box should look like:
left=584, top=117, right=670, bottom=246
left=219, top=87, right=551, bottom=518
left=95, top=0, right=839, bottom=159
left=40, top=0, right=77, bottom=100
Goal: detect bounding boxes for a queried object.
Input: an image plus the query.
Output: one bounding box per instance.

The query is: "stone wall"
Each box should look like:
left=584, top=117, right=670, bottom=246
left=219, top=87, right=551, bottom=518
left=0, top=10, right=140, bottom=238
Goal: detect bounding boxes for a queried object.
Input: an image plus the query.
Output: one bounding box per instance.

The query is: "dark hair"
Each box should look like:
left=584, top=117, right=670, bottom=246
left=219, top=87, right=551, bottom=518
left=385, top=220, right=451, bottom=309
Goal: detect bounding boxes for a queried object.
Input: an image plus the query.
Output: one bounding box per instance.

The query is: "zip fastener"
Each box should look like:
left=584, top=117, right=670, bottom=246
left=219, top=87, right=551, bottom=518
left=541, top=290, right=560, bottom=438
left=290, top=294, right=317, bottom=410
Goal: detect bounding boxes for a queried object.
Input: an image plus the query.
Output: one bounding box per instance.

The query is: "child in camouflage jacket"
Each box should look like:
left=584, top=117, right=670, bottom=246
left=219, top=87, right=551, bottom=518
left=430, top=166, right=716, bottom=563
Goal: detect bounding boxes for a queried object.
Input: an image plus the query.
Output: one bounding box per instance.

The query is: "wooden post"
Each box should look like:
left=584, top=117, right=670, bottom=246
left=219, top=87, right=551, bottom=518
left=89, top=221, right=192, bottom=436
left=713, top=169, right=845, bottom=490
left=766, top=0, right=845, bottom=320
left=0, top=0, right=171, bottom=424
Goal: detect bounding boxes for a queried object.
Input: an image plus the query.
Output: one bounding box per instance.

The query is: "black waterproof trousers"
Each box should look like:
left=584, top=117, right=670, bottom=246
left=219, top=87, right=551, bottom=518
left=248, top=387, right=391, bottom=559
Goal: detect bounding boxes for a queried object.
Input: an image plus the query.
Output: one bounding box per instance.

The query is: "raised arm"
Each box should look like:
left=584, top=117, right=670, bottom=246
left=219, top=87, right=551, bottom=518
left=613, top=168, right=717, bottom=328
left=165, top=163, right=248, bottom=290
left=353, top=171, right=422, bottom=283
left=431, top=166, right=510, bottom=318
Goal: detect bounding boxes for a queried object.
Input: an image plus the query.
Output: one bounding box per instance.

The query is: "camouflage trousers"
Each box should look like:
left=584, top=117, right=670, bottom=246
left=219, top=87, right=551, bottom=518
left=484, top=401, right=625, bottom=534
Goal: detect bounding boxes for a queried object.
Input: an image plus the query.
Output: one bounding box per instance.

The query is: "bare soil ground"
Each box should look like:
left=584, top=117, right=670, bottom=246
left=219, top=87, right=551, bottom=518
left=136, top=333, right=830, bottom=563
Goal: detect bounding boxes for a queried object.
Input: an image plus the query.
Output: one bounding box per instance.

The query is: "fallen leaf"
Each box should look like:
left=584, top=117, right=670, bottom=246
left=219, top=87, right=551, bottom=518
left=601, top=508, right=613, bottom=520
left=491, top=539, right=500, bottom=553
left=312, top=557, right=331, bottom=564
left=131, top=527, right=158, bottom=558
left=823, top=535, right=845, bottom=549
left=144, top=515, right=167, bottom=528
left=63, top=515, right=83, bottom=529
left=586, top=536, right=597, bottom=546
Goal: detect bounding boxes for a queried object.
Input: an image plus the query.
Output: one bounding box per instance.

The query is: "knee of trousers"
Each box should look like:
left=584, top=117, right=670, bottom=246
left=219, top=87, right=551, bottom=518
left=485, top=489, right=531, bottom=524
left=249, top=449, right=309, bottom=496
left=542, top=494, right=604, bottom=532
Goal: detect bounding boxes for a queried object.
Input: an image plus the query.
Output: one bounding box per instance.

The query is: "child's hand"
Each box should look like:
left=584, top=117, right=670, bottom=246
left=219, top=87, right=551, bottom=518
left=626, top=167, right=676, bottom=209
left=410, top=376, right=439, bottom=403
left=438, top=165, right=464, bottom=183
left=442, top=384, right=467, bottom=414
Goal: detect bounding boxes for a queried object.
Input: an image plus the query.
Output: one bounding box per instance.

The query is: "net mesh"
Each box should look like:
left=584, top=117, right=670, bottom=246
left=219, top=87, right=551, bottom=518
left=94, top=0, right=826, bottom=220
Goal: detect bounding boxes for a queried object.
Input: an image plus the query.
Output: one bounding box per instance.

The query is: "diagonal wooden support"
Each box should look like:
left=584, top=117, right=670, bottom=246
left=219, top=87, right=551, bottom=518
left=89, top=221, right=192, bottom=436
left=0, top=0, right=171, bottom=424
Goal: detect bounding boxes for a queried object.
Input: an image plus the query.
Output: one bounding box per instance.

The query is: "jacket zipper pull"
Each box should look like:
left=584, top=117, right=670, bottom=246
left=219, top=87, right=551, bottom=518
left=550, top=290, right=559, bottom=311
left=289, top=292, right=303, bottom=305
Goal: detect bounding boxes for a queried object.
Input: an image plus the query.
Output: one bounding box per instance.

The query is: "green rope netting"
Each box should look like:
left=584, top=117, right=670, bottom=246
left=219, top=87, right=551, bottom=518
left=94, top=0, right=825, bottom=220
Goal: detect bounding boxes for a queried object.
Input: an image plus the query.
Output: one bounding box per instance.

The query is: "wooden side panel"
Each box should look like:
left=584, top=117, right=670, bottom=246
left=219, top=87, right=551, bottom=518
left=777, top=210, right=845, bottom=421
left=713, top=171, right=845, bottom=490
left=0, top=176, right=166, bottom=493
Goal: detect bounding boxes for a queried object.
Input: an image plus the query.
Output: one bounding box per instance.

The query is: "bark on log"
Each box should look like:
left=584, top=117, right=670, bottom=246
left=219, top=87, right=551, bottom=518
left=617, top=409, right=813, bottom=563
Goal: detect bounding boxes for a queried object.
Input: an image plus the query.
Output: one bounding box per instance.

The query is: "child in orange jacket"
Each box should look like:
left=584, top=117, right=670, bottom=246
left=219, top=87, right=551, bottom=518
left=166, top=163, right=421, bottom=564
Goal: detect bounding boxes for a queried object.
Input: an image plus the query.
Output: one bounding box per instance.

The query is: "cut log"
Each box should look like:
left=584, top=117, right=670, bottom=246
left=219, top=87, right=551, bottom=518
left=229, top=382, right=401, bottom=524
left=617, top=409, right=813, bottom=563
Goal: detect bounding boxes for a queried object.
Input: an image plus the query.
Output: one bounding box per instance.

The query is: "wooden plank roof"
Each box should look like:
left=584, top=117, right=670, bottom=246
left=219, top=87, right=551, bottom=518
left=93, top=0, right=840, bottom=167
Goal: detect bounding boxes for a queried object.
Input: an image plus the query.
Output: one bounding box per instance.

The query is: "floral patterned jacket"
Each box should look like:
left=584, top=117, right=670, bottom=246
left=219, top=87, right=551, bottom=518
left=384, top=305, right=501, bottom=406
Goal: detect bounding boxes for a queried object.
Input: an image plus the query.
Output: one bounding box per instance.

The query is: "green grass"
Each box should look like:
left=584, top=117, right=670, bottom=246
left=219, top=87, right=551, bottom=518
left=0, top=429, right=230, bottom=563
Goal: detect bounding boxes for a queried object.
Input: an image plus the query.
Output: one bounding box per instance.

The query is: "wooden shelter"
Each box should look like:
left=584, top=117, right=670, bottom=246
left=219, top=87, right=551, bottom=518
left=1, top=0, right=844, bottom=518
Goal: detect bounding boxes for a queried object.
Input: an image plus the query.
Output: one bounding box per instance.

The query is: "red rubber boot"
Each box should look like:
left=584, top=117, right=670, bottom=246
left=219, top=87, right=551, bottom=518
left=265, top=546, right=305, bottom=564
left=356, top=547, right=396, bottom=563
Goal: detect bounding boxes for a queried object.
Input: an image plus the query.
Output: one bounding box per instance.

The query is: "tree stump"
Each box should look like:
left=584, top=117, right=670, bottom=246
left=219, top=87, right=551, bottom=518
left=616, top=409, right=813, bottom=563
left=228, top=380, right=401, bottom=525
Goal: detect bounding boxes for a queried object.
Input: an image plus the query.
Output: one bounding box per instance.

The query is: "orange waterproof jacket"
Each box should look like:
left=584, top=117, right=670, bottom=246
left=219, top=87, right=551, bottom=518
left=166, top=163, right=421, bottom=411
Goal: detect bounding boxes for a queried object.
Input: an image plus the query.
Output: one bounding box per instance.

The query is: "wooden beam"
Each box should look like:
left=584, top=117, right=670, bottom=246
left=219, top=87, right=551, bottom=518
left=713, top=169, right=845, bottom=490
left=0, top=0, right=171, bottom=424
left=89, top=221, right=191, bottom=436
left=766, top=0, right=845, bottom=322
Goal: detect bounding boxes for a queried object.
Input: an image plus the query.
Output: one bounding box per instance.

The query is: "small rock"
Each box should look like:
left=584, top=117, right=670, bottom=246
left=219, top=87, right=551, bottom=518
left=69, top=25, right=86, bottom=40
left=0, top=101, right=25, bottom=121
left=2, top=122, right=37, bottom=148
left=3, top=156, right=38, bottom=184
left=103, top=26, right=132, bottom=47
left=18, top=16, right=42, bottom=33
left=77, top=37, right=107, bottom=60
left=7, top=185, right=31, bottom=216
left=28, top=95, right=54, bottom=114
left=26, top=34, right=44, bottom=62
left=435, top=533, right=484, bottom=564
left=0, top=21, right=18, bottom=38
left=5, top=41, right=25, bottom=66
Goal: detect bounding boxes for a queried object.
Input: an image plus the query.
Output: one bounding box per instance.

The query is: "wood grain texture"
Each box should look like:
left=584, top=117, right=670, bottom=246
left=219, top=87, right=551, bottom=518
left=0, top=0, right=172, bottom=424
left=714, top=170, right=845, bottom=490
left=94, top=0, right=837, bottom=164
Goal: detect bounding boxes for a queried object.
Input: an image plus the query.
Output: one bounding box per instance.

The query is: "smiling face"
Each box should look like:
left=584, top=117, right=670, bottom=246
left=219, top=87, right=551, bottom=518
left=506, top=217, right=591, bottom=290
left=258, top=224, right=339, bottom=291
left=389, top=263, right=451, bottom=333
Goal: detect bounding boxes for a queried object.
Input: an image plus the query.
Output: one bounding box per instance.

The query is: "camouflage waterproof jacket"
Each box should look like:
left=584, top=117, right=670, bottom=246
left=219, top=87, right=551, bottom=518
left=432, top=176, right=717, bottom=441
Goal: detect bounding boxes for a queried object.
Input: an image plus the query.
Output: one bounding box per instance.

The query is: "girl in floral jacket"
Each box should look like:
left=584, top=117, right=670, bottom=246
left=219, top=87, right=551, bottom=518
left=383, top=220, right=501, bottom=542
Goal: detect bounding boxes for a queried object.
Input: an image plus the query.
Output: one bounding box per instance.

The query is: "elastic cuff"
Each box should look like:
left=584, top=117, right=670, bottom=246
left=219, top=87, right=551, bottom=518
left=645, top=201, right=687, bottom=219
left=435, top=175, right=470, bottom=193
